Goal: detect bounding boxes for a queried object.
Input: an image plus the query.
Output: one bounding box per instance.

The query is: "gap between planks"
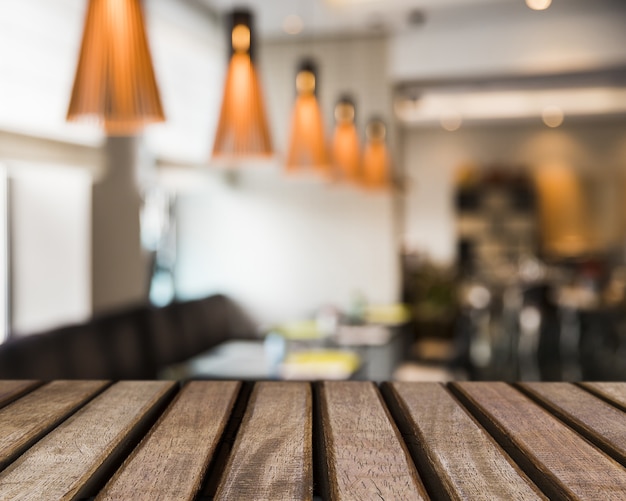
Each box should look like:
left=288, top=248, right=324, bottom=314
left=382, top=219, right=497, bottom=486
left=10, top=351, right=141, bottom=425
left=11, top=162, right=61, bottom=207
left=213, top=381, right=313, bottom=501
left=450, top=381, right=626, bottom=501
left=0, top=380, right=112, bottom=472
left=0, top=381, right=179, bottom=501
left=380, top=382, right=546, bottom=501
left=518, top=382, right=626, bottom=469
left=0, top=381, right=42, bottom=410
left=97, top=381, right=241, bottom=501
left=196, top=381, right=254, bottom=500
left=318, top=381, right=428, bottom=501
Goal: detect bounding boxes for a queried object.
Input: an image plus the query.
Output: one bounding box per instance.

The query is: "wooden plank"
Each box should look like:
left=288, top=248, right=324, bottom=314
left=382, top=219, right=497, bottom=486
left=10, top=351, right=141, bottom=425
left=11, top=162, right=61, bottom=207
left=0, top=380, right=109, bottom=471
left=454, top=382, right=626, bottom=500
left=98, top=381, right=240, bottom=501
left=215, top=382, right=312, bottom=501
left=319, top=381, right=427, bottom=501
left=521, top=382, right=626, bottom=467
left=0, top=381, right=40, bottom=409
left=580, top=383, right=626, bottom=412
left=0, top=380, right=175, bottom=501
left=385, top=382, right=545, bottom=500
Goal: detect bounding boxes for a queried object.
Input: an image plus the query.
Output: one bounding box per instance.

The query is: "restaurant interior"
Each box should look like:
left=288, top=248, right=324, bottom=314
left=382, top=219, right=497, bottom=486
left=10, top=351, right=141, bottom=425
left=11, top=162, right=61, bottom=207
left=0, top=0, right=625, bottom=383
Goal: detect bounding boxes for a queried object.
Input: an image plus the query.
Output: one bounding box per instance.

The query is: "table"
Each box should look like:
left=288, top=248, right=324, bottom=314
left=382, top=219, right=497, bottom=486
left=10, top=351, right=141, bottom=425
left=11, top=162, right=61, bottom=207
left=161, top=340, right=361, bottom=381
left=163, top=341, right=276, bottom=380
left=163, top=324, right=409, bottom=382
left=333, top=324, right=407, bottom=381
left=1, top=380, right=626, bottom=500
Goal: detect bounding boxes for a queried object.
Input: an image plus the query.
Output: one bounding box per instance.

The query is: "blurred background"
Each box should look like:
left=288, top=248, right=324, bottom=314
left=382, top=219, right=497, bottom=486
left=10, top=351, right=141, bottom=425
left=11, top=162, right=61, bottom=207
left=0, top=0, right=626, bottom=382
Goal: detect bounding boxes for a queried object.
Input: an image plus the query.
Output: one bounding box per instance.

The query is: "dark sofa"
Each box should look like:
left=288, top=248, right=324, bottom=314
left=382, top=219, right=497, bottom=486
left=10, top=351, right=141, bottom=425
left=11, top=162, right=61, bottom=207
left=0, top=294, right=257, bottom=379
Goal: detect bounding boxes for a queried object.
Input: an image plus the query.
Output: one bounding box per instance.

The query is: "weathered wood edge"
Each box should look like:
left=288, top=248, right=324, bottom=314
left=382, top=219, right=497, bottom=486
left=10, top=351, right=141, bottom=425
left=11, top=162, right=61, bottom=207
left=0, top=380, right=112, bottom=472
left=319, top=381, right=429, bottom=500
left=0, top=380, right=42, bottom=410
left=72, top=381, right=180, bottom=500
left=448, top=382, right=573, bottom=501
left=318, top=382, right=348, bottom=501
left=374, top=381, right=429, bottom=499
left=97, top=381, right=240, bottom=501
left=381, top=382, right=545, bottom=501
left=197, top=381, right=254, bottom=499
left=578, top=382, right=626, bottom=412
left=517, top=382, right=626, bottom=468
left=380, top=382, right=454, bottom=500
left=213, top=382, right=313, bottom=501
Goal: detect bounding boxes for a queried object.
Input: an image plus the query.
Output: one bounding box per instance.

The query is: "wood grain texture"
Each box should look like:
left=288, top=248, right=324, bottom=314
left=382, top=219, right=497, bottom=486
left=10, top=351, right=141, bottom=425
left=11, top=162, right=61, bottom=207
left=215, top=382, right=312, bottom=501
left=0, top=380, right=175, bottom=501
left=454, top=382, right=626, bottom=500
left=320, top=381, right=427, bottom=501
left=521, top=382, right=626, bottom=467
left=580, top=383, right=626, bottom=412
left=387, top=382, right=545, bottom=500
left=97, top=381, right=240, bottom=501
left=0, top=380, right=109, bottom=471
left=0, top=381, right=40, bottom=409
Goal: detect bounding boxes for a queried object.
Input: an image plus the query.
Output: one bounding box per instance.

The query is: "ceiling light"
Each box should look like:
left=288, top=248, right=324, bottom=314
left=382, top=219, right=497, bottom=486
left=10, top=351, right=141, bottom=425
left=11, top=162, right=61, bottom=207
left=525, top=0, right=552, bottom=11
left=542, top=105, right=564, bottom=128
left=283, top=15, right=304, bottom=35
left=396, top=87, right=626, bottom=125
left=407, top=9, right=426, bottom=27
left=286, top=60, right=329, bottom=174
left=67, top=0, right=165, bottom=135
left=441, top=112, right=462, bottom=132
left=327, top=0, right=381, bottom=4
left=362, top=118, right=391, bottom=189
left=332, top=95, right=360, bottom=182
left=212, top=10, right=273, bottom=160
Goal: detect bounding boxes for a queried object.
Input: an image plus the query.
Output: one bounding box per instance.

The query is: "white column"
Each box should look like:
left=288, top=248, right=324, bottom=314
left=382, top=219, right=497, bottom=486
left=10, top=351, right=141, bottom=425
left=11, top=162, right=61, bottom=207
left=92, top=136, right=150, bottom=313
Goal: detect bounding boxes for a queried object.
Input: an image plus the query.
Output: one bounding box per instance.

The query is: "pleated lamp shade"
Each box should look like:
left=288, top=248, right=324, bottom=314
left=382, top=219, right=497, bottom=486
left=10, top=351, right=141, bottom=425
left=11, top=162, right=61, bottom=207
left=331, top=96, right=360, bottom=182
left=362, top=118, right=391, bottom=189
left=212, top=10, right=273, bottom=159
left=67, top=0, right=165, bottom=135
left=286, top=60, right=329, bottom=174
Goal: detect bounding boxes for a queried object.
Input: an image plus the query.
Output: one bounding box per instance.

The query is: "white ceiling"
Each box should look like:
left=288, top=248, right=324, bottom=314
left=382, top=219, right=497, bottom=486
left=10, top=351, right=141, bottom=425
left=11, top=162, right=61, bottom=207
left=202, top=0, right=512, bottom=38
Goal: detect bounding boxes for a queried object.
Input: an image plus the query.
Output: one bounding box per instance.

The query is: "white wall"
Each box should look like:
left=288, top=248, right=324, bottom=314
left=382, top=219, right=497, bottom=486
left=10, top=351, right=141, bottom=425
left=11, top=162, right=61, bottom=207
left=0, top=0, right=100, bottom=145
left=145, top=0, right=225, bottom=164
left=0, top=130, right=103, bottom=175
left=402, top=119, right=626, bottom=264
left=10, top=163, right=91, bottom=334
left=0, top=167, right=7, bottom=342
left=390, top=0, right=626, bottom=81
left=174, top=36, right=400, bottom=325
left=176, top=169, right=397, bottom=325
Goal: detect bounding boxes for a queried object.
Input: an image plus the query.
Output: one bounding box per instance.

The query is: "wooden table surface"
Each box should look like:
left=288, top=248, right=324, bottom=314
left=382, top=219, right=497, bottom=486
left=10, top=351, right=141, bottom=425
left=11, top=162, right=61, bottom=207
left=1, top=381, right=626, bottom=500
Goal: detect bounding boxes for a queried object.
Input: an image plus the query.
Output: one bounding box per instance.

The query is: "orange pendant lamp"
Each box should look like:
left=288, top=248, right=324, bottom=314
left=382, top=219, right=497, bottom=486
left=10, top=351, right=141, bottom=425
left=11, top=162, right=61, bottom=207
left=67, top=0, right=165, bottom=135
left=213, top=10, right=273, bottom=159
left=331, top=96, right=360, bottom=182
left=286, top=60, right=329, bottom=174
left=362, top=118, right=391, bottom=189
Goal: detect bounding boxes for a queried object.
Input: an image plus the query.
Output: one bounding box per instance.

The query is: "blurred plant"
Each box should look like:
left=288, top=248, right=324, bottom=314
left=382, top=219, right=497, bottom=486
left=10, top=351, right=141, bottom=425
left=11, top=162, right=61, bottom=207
left=403, top=254, right=457, bottom=324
